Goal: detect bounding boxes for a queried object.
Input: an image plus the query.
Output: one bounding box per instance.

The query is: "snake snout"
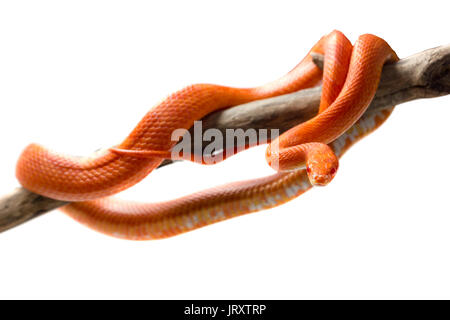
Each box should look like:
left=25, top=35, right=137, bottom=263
left=307, top=170, right=336, bottom=186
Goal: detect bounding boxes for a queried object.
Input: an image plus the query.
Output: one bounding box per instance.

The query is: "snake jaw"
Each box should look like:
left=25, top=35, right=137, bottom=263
left=307, top=171, right=336, bottom=186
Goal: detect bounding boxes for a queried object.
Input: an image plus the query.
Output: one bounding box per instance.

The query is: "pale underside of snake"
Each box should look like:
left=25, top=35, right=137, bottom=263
left=15, top=30, right=398, bottom=240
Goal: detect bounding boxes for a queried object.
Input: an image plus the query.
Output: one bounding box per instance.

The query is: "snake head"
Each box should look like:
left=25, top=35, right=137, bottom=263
left=305, top=144, right=339, bottom=186
left=266, top=142, right=339, bottom=186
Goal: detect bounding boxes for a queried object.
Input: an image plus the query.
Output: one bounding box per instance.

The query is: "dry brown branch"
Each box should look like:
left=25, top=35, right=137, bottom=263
left=1, top=44, right=449, bottom=234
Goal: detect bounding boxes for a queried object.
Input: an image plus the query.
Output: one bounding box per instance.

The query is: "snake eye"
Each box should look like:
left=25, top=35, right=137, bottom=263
left=330, top=167, right=336, bottom=175
left=306, top=166, right=311, bottom=173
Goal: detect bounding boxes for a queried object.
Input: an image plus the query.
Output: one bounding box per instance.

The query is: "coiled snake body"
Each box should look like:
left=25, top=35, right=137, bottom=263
left=15, top=30, right=398, bottom=239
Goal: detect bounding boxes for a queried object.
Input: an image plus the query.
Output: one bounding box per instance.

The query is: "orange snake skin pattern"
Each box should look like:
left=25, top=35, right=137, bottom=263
left=15, top=30, right=398, bottom=240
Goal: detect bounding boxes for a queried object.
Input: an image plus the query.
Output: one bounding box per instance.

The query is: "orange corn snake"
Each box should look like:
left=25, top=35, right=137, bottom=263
left=16, top=30, right=398, bottom=239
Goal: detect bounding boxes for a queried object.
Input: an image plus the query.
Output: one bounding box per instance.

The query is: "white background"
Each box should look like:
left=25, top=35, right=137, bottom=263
left=0, top=0, right=449, bottom=299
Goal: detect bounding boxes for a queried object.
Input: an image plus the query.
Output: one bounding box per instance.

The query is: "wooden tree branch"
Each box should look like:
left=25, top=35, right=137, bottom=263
left=1, top=44, right=449, bottom=234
